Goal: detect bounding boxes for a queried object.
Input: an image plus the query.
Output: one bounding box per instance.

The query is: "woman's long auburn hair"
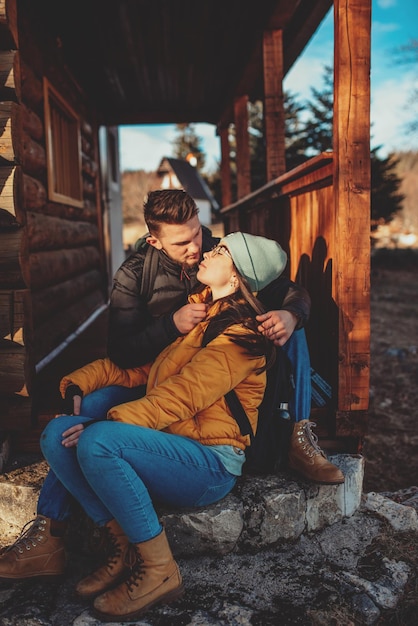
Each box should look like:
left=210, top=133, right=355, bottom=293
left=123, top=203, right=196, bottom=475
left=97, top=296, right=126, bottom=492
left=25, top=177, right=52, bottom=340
left=201, top=273, right=276, bottom=374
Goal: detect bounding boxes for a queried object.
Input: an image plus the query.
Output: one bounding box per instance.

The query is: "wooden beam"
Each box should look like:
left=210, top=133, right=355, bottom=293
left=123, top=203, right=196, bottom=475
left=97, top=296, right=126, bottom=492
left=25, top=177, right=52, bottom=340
left=234, top=95, right=251, bottom=199
left=263, top=29, right=286, bottom=181
left=219, top=126, right=232, bottom=208
left=333, top=0, right=371, bottom=415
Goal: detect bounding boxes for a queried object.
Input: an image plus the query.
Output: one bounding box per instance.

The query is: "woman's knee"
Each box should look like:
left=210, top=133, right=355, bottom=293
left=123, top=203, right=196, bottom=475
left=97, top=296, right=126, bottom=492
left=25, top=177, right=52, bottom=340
left=40, top=416, right=68, bottom=455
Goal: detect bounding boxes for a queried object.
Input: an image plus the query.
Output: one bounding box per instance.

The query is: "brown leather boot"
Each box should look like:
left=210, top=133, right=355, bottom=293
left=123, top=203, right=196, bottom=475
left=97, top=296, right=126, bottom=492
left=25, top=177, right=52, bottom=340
left=0, top=515, right=66, bottom=580
left=288, top=420, right=345, bottom=485
left=93, top=528, right=184, bottom=621
left=76, top=519, right=130, bottom=599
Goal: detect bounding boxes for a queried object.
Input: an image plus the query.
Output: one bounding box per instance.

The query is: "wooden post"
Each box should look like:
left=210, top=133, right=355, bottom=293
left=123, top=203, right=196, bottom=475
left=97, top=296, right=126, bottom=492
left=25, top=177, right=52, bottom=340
left=234, top=95, right=251, bottom=199
left=333, top=0, right=371, bottom=415
left=263, top=29, right=286, bottom=180
left=219, top=125, right=232, bottom=207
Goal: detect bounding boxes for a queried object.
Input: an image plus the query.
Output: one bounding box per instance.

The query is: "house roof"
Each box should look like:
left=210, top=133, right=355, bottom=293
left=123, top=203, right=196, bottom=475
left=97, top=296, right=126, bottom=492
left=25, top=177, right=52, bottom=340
left=157, top=158, right=220, bottom=211
left=22, top=0, right=332, bottom=127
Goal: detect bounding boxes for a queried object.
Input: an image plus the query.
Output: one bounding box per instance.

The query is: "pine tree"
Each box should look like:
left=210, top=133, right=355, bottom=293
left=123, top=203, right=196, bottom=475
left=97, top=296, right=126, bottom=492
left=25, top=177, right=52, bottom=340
left=302, top=65, right=403, bottom=224
left=172, top=123, right=206, bottom=171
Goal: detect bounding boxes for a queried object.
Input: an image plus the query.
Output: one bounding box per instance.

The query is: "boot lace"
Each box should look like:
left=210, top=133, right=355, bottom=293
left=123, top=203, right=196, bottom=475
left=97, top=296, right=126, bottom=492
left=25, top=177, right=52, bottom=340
left=296, top=421, right=326, bottom=459
left=101, top=525, right=124, bottom=571
left=123, top=545, right=146, bottom=592
left=2, top=516, right=47, bottom=555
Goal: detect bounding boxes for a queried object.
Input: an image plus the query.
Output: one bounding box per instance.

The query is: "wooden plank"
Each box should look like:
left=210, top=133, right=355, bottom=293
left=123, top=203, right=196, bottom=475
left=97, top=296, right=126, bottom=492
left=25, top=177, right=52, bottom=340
left=263, top=29, right=286, bottom=180
left=333, top=0, right=371, bottom=412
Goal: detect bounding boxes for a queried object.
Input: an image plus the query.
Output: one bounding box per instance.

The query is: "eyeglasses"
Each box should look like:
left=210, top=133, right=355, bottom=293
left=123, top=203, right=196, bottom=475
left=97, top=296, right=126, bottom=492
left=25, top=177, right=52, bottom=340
left=209, top=244, right=232, bottom=259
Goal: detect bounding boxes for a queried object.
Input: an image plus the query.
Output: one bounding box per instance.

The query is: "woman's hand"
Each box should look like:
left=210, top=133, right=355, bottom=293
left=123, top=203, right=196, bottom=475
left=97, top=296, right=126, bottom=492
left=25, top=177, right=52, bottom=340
left=61, top=423, right=85, bottom=448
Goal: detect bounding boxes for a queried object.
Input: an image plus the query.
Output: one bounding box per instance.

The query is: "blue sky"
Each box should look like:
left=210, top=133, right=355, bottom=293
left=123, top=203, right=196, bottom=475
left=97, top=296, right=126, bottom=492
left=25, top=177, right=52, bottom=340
left=119, top=0, right=418, bottom=173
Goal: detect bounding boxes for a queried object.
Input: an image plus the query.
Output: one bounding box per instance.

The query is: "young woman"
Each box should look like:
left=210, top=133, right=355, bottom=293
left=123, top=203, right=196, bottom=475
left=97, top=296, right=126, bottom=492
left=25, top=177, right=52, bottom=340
left=39, top=232, right=286, bottom=622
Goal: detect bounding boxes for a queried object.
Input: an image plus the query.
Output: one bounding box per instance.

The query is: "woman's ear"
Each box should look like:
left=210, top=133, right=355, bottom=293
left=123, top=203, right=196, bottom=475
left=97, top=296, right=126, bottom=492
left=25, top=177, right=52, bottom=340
left=230, top=273, right=239, bottom=290
left=146, top=235, right=163, bottom=250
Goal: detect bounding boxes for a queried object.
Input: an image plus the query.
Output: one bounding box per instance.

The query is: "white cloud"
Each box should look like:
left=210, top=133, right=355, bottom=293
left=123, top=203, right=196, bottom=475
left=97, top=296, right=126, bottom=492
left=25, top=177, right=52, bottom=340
left=371, top=69, right=417, bottom=154
left=377, top=0, right=397, bottom=9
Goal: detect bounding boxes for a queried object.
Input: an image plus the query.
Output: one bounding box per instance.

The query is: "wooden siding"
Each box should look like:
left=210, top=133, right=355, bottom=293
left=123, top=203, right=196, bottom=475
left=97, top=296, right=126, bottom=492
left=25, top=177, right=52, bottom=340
left=0, top=0, right=107, bottom=431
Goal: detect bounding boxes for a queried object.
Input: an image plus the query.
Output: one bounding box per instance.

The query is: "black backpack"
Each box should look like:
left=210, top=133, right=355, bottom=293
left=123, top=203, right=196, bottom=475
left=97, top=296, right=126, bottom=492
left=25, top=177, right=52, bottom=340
left=225, top=346, right=295, bottom=475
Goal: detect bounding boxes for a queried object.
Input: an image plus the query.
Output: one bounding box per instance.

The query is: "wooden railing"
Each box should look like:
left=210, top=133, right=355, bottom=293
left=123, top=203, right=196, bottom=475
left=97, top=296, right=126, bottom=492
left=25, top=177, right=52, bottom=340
left=221, top=153, right=368, bottom=453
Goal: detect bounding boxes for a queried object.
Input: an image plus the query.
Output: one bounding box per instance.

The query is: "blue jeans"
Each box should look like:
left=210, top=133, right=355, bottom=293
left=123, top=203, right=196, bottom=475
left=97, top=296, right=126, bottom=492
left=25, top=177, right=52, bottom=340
left=282, top=328, right=311, bottom=423
left=40, top=417, right=236, bottom=543
left=37, top=385, right=146, bottom=521
left=37, top=329, right=311, bottom=522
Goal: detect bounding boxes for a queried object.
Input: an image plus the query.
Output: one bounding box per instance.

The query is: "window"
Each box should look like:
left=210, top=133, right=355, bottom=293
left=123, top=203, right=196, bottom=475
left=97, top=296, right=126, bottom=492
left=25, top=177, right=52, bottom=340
left=44, top=79, right=83, bottom=208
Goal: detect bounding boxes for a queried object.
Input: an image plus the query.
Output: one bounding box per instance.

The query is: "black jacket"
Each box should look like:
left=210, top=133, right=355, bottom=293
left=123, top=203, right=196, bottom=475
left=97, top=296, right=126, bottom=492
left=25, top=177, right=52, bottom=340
left=107, top=227, right=311, bottom=368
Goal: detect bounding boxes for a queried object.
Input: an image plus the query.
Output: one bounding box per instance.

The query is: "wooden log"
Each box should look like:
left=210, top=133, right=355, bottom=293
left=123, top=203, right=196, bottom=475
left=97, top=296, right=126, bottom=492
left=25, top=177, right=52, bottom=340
left=0, top=338, right=27, bottom=394
left=0, top=102, right=43, bottom=164
left=23, top=246, right=101, bottom=290
left=0, top=0, right=18, bottom=49
left=82, top=178, right=96, bottom=198
left=0, top=166, right=24, bottom=222
left=41, top=199, right=97, bottom=222
left=0, top=228, right=25, bottom=287
left=22, top=172, right=47, bottom=212
left=19, top=131, right=46, bottom=177
left=82, top=152, right=98, bottom=178
left=25, top=211, right=99, bottom=252
left=0, top=288, right=27, bottom=339
left=14, top=101, right=43, bottom=141
left=19, top=58, right=43, bottom=112
left=0, top=50, right=17, bottom=101
left=31, top=269, right=104, bottom=324
left=0, top=101, right=15, bottom=162
left=29, top=290, right=105, bottom=366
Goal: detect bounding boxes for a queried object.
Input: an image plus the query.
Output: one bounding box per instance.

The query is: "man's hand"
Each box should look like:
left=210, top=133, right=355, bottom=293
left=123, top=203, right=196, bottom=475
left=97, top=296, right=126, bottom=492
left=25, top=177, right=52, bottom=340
left=256, top=310, right=298, bottom=346
left=173, top=303, right=208, bottom=334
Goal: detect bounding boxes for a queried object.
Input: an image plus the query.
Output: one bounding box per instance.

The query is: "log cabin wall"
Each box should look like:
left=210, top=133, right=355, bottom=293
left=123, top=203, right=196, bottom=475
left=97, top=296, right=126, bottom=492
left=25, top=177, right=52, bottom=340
left=0, top=0, right=107, bottom=432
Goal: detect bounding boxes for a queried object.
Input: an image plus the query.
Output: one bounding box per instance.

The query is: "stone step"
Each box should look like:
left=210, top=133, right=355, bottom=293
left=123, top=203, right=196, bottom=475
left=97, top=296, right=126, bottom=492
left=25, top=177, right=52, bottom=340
left=0, top=454, right=364, bottom=554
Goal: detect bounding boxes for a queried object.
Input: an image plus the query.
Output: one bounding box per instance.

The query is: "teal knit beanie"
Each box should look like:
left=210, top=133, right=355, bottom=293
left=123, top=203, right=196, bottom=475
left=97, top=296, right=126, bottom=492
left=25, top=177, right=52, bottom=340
left=220, top=232, right=287, bottom=292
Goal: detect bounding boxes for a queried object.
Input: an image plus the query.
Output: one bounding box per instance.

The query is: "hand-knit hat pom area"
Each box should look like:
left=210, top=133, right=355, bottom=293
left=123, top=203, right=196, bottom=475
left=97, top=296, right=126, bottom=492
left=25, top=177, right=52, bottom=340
left=220, top=232, right=287, bottom=292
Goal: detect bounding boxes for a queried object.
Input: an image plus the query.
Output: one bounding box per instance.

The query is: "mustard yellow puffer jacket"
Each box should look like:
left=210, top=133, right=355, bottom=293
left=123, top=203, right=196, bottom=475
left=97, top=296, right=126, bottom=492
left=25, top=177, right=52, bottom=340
left=60, top=291, right=266, bottom=450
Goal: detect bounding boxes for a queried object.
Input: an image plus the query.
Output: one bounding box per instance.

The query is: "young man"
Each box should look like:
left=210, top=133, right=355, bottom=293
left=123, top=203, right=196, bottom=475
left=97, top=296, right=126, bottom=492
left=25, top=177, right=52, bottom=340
left=0, top=189, right=342, bottom=582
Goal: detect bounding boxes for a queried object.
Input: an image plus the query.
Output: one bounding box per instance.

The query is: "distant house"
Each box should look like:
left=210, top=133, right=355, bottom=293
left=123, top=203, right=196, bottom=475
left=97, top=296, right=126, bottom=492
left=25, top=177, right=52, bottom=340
left=156, top=157, right=219, bottom=226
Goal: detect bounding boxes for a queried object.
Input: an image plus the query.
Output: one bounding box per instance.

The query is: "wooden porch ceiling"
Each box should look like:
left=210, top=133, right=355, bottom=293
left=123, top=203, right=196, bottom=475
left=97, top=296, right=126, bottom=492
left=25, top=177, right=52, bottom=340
left=20, top=0, right=332, bottom=128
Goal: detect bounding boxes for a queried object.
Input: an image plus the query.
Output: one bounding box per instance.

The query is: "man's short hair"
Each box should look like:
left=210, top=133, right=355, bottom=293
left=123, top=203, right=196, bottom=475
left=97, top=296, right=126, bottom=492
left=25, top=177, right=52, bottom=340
left=144, top=189, right=199, bottom=235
